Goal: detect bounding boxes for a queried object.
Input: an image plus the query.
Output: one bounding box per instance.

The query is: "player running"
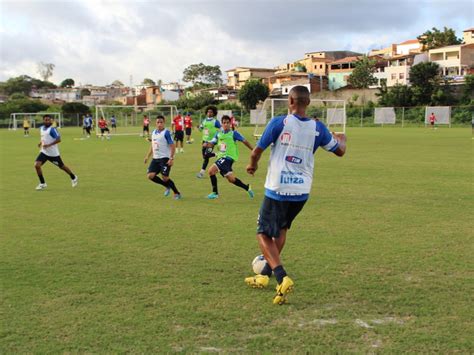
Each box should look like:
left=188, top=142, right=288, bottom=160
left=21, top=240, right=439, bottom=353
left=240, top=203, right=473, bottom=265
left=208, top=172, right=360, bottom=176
left=206, top=115, right=254, bottom=199
left=98, top=116, right=110, bottom=140
left=144, top=115, right=182, bottom=200
left=34, top=114, right=78, bottom=190
left=196, top=105, right=221, bottom=178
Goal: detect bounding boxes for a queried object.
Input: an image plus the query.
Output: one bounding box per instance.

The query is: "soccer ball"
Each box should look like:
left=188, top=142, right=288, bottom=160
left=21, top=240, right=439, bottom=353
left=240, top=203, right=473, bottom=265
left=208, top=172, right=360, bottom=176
left=252, top=254, right=268, bottom=275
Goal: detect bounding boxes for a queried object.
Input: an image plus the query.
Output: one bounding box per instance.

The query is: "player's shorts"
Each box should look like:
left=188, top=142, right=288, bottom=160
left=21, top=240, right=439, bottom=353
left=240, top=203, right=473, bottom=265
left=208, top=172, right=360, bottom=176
left=143, top=126, right=149, bottom=132
left=257, top=196, right=307, bottom=239
left=100, top=128, right=110, bottom=133
left=215, top=157, right=234, bottom=177
left=430, top=121, right=434, bottom=126
left=202, top=143, right=215, bottom=159
left=185, top=127, right=192, bottom=136
left=35, top=152, right=65, bottom=168
left=147, top=158, right=171, bottom=176
left=174, top=130, right=184, bottom=142
left=111, top=124, right=117, bottom=128
left=85, top=126, right=91, bottom=133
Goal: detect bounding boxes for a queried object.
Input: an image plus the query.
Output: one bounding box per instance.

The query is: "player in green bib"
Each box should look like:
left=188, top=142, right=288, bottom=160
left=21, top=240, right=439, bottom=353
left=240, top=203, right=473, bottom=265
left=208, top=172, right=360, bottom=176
left=205, top=115, right=254, bottom=199
left=196, top=106, right=221, bottom=178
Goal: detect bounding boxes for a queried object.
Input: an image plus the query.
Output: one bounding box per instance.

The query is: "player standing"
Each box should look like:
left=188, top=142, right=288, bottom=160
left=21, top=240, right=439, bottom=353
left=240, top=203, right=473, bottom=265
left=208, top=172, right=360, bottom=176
left=144, top=115, right=182, bottom=200
left=98, top=116, right=110, bottom=140
left=142, top=115, right=150, bottom=138
left=184, top=113, right=193, bottom=143
left=23, top=117, right=30, bottom=137
left=172, top=112, right=185, bottom=153
left=429, top=112, right=437, bottom=129
left=206, top=115, right=254, bottom=199
left=110, top=115, right=117, bottom=133
left=34, top=115, right=78, bottom=190
left=196, top=105, right=221, bottom=178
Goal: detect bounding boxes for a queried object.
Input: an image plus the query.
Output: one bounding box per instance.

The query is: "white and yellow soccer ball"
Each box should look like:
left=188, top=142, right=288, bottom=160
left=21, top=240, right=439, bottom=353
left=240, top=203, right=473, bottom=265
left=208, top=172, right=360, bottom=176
left=252, top=254, right=268, bottom=275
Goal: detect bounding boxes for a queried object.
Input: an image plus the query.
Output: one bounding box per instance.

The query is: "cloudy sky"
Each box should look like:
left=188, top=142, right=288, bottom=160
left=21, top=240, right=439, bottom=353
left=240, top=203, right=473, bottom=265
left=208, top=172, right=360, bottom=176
left=0, top=0, right=472, bottom=86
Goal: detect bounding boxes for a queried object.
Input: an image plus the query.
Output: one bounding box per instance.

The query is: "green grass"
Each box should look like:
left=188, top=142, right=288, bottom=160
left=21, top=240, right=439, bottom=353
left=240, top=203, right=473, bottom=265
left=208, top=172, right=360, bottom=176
left=1, top=126, right=473, bottom=352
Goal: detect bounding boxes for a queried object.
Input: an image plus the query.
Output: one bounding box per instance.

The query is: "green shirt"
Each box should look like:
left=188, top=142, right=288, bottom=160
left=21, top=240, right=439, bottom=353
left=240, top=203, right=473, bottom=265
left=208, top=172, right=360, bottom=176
left=202, top=118, right=220, bottom=142
left=215, top=130, right=243, bottom=161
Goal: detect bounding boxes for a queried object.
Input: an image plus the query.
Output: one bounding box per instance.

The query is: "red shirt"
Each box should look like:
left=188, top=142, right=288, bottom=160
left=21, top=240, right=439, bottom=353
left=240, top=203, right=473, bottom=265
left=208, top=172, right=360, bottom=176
left=184, top=115, right=192, bottom=128
left=98, top=119, right=107, bottom=128
left=429, top=114, right=436, bottom=123
left=173, top=116, right=184, bottom=131
left=143, top=117, right=150, bottom=126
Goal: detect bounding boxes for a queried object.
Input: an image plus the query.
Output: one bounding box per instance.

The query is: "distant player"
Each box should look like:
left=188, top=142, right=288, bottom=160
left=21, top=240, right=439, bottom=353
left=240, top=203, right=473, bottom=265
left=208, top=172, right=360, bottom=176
left=98, top=116, right=110, bottom=139
left=196, top=105, right=221, bottom=178
left=206, top=115, right=254, bottom=199
left=110, top=115, right=117, bottom=133
left=84, top=114, right=93, bottom=138
left=23, top=118, right=30, bottom=137
left=142, top=115, right=150, bottom=138
left=34, top=115, right=78, bottom=190
left=144, top=115, right=182, bottom=200
left=244, top=86, right=346, bottom=305
left=429, top=112, right=436, bottom=129
left=172, top=112, right=185, bottom=153
left=229, top=114, right=237, bottom=131
left=184, top=113, right=193, bottom=143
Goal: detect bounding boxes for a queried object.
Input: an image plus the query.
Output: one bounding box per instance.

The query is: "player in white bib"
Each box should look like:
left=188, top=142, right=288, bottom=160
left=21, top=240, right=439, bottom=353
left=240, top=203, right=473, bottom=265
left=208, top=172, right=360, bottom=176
left=34, top=115, right=78, bottom=190
left=245, top=86, right=347, bottom=304
left=144, top=115, right=182, bottom=200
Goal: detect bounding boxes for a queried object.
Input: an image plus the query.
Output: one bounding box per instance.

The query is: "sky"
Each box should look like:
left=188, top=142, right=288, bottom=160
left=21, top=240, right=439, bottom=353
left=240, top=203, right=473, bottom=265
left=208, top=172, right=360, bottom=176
left=0, top=0, right=472, bottom=86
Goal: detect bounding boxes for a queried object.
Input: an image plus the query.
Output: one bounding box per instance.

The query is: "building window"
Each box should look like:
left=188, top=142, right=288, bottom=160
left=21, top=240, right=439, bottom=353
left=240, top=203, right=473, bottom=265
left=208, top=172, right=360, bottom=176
left=314, top=65, right=317, bottom=69
left=391, top=74, right=397, bottom=80
left=320, top=65, right=323, bottom=69
left=399, top=73, right=404, bottom=79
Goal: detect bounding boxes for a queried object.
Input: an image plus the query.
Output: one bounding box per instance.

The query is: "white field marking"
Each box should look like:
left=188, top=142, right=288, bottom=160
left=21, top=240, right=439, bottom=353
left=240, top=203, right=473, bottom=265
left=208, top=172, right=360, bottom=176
left=200, top=347, right=222, bottom=352
left=371, top=317, right=405, bottom=325
left=355, top=319, right=373, bottom=328
left=73, top=138, right=87, bottom=141
left=299, top=319, right=338, bottom=327
left=371, top=339, right=383, bottom=348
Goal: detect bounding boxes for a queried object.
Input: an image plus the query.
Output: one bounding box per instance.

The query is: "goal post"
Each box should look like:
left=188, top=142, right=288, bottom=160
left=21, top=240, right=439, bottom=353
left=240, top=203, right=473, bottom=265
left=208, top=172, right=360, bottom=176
left=9, top=112, right=62, bottom=130
left=374, top=107, right=396, bottom=125
left=425, top=106, right=451, bottom=127
left=94, top=105, right=178, bottom=136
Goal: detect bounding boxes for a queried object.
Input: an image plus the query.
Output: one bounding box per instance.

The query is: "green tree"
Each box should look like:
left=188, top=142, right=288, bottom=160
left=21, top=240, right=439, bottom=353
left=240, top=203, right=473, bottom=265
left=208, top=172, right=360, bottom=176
left=182, top=63, right=223, bottom=86
left=460, top=74, right=474, bottom=105
left=61, top=102, right=90, bottom=115
left=0, top=97, right=48, bottom=119
left=417, top=27, right=462, bottom=50
left=60, top=78, right=75, bottom=88
left=347, top=56, right=377, bottom=89
left=142, top=78, right=156, bottom=86
left=294, top=62, right=307, bottom=72
left=0, top=75, right=56, bottom=96
left=409, top=62, right=441, bottom=105
left=37, top=62, right=55, bottom=81
left=238, top=79, right=269, bottom=110
left=80, top=88, right=91, bottom=98
left=111, top=80, right=124, bottom=87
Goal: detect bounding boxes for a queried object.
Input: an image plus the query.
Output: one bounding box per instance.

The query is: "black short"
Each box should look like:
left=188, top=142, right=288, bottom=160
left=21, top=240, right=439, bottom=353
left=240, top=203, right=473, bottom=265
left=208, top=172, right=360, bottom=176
left=202, top=144, right=215, bottom=159
left=257, top=196, right=307, bottom=238
left=35, top=152, right=64, bottom=168
left=143, top=126, right=149, bottom=132
left=215, top=157, right=234, bottom=177
left=85, top=127, right=91, bottom=133
left=100, top=128, right=110, bottom=133
left=174, top=130, right=184, bottom=142
left=111, top=124, right=117, bottom=128
left=185, top=127, right=192, bottom=136
left=147, top=158, right=171, bottom=176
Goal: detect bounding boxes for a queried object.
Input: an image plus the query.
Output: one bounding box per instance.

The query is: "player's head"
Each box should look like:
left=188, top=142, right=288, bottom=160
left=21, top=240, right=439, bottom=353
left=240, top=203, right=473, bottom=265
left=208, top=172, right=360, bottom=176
left=221, top=115, right=231, bottom=129
left=288, top=86, right=310, bottom=109
left=156, top=115, right=165, bottom=129
left=43, top=114, right=52, bottom=126
left=206, top=105, right=217, bottom=117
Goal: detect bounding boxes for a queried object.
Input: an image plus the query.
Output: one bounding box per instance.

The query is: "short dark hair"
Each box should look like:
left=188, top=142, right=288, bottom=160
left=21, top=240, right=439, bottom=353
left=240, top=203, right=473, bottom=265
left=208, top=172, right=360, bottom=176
left=156, top=115, right=165, bottom=121
left=289, top=86, right=310, bottom=107
left=206, top=105, right=217, bottom=116
left=221, top=115, right=231, bottom=123
left=43, top=114, right=52, bottom=119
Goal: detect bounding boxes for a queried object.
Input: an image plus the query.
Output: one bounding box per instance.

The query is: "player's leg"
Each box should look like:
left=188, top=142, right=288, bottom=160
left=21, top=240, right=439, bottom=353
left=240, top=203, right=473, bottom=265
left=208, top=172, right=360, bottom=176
left=161, top=163, right=181, bottom=199
left=207, top=164, right=219, bottom=199
left=34, top=154, right=48, bottom=189
left=51, top=156, right=78, bottom=187
left=147, top=160, right=167, bottom=188
left=197, top=144, right=212, bottom=178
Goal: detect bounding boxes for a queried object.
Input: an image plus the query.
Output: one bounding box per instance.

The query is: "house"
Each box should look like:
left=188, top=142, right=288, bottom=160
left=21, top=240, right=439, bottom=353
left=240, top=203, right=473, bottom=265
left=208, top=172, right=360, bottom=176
left=429, top=43, right=474, bottom=80
left=385, top=54, right=415, bottom=87
left=327, top=56, right=360, bottom=90
left=396, top=39, right=422, bottom=55
left=264, top=72, right=328, bottom=96
left=369, top=44, right=397, bottom=58
left=145, top=86, right=179, bottom=106
left=226, top=67, right=277, bottom=89
left=193, top=86, right=237, bottom=101
left=30, top=87, right=81, bottom=102
left=463, top=28, right=474, bottom=45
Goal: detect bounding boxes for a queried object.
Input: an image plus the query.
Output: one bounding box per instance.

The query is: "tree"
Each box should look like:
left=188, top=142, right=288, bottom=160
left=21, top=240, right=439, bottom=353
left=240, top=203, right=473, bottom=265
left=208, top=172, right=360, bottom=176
left=0, top=75, right=56, bottom=96
left=142, top=78, right=156, bottom=86
left=111, top=80, right=124, bottom=87
left=460, top=74, right=474, bottom=105
left=60, top=78, right=75, bottom=88
left=417, top=27, right=462, bottom=50
left=238, top=79, right=269, bottom=110
left=61, top=102, right=90, bottom=115
left=409, top=62, right=441, bottom=105
left=80, top=88, right=91, bottom=98
left=37, top=62, right=55, bottom=82
left=182, top=63, right=223, bottom=86
left=294, top=62, right=307, bottom=72
left=347, top=56, right=377, bottom=89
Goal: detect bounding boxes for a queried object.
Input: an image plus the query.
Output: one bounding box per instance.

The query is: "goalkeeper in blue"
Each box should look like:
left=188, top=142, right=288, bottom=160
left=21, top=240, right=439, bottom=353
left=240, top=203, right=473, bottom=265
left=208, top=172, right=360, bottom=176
left=245, top=86, right=347, bottom=305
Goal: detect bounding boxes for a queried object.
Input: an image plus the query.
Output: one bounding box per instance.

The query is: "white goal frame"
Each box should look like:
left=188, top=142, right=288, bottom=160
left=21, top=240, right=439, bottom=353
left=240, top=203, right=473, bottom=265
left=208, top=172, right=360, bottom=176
left=95, top=105, right=178, bottom=136
left=9, top=112, right=62, bottom=130
left=425, top=106, right=451, bottom=127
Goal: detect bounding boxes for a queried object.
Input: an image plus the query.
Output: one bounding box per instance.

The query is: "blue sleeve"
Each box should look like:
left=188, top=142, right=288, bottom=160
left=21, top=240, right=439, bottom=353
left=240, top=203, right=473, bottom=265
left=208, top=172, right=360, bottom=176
left=164, top=130, right=174, bottom=144
left=257, top=116, right=285, bottom=150
left=233, top=131, right=245, bottom=142
left=50, top=128, right=60, bottom=139
left=215, top=120, right=221, bottom=128
left=314, top=121, right=339, bottom=153
left=210, top=132, right=219, bottom=144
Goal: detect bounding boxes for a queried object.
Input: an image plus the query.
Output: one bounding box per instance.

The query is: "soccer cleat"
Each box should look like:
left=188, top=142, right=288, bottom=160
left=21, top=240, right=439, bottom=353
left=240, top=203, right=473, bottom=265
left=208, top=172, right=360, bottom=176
left=174, top=193, right=182, bottom=200
left=35, top=183, right=47, bottom=190
left=245, top=274, right=269, bottom=288
left=164, top=188, right=171, bottom=197
left=71, top=176, right=78, bottom=187
left=247, top=185, right=254, bottom=198
left=207, top=192, right=219, bottom=199
left=273, top=276, right=294, bottom=305
left=196, top=171, right=204, bottom=179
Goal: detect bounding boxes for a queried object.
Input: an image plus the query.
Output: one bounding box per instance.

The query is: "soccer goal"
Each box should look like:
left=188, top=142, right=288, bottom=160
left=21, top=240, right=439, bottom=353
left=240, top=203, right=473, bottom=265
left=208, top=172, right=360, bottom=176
left=9, top=112, right=62, bottom=130
left=252, top=98, right=346, bottom=139
left=374, top=107, right=396, bottom=125
left=95, top=105, right=178, bottom=136
left=425, top=106, right=451, bottom=127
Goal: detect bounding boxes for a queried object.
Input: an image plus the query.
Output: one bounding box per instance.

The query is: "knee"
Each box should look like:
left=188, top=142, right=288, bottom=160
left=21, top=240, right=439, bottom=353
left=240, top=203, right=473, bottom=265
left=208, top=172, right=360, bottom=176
left=162, top=176, right=169, bottom=182
left=147, top=173, right=154, bottom=180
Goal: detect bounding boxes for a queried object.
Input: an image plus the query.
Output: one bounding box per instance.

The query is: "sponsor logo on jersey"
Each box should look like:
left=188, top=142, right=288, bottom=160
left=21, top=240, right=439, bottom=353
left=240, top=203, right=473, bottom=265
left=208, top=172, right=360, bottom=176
left=280, top=171, right=304, bottom=184
left=285, top=155, right=302, bottom=164
left=280, top=132, right=291, bottom=145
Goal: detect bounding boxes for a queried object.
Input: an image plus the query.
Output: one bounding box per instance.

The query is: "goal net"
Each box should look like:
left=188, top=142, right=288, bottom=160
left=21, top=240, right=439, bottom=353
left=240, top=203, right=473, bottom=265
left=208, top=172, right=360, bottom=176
left=253, top=98, right=346, bottom=139
left=374, top=107, right=396, bottom=124
left=9, top=112, right=62, bottom=130
left=425, top=106, right=451, bottom=127
left=95, top=105, right=178, bottom=136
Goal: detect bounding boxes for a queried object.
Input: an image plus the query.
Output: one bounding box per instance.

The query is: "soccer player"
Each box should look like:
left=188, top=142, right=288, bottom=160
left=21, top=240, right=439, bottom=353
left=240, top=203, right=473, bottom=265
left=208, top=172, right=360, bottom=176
left=23, top=117, right=30, bottom=137
left=110, top=115, right=117, bottom=133
left=98, top=116, right=110, bottom=139
left=184, top=113, right=193, bottom=143
left=244, top=86, right=346, bottom=305
left=206, top=115, right=254, bottom=199
left=84, top=114, right=93, bottom=138
left=34, top=115, right=78, bottom=190
left=172, top=112, right=185, bottom=153
left=429, top=112, right=436, bottom=129
left=196, top=105, right=221, bottom=178
left=142, top=115, right=150, bottom=138
left=144, top=115, right=182, bottom=200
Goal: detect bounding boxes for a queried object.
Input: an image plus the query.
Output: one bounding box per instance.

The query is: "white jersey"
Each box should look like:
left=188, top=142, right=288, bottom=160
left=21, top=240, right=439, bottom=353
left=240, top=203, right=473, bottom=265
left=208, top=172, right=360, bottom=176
left=40, top=125, right=60, bottom=157
left=264, top=115, right=316, bottom=195
left=151, top=128, right=173, bottom=159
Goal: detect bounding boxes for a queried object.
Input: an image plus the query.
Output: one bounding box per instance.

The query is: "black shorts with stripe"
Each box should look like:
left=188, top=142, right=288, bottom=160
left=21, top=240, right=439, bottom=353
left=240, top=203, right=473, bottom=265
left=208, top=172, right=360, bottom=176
left=35, top=152, right=65, bottom=168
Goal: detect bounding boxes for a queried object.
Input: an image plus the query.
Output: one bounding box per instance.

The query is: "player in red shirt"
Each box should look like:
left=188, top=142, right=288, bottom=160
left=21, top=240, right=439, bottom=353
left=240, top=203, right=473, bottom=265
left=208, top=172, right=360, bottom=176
left=172, top=113, right=185, bottom=153
left=98, top=117, right=110, bottom=140
left=429, top=112, right=436, bottom=129
left=184, top=113, right=193, bottom=143
left=230, top=114, right=237, bottom=131
left=143, top=115, right=150, bottom=138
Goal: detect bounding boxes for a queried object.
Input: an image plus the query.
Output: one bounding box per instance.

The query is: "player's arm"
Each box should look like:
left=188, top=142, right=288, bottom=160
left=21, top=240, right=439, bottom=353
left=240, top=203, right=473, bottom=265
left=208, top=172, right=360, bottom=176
left=242, top=139, right=254, bottom=151
left=168, top=144, right=176, bottom=166
left=332, top=133, right=346, bottom=157
left=247, top=147, right=263, bottom=175
left=144, top=145, right=153, bottom=163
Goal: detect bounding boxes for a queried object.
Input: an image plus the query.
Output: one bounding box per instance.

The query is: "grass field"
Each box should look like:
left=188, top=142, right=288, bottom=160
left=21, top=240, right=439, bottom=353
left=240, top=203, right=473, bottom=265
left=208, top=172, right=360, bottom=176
left=1, top=126, right=472, bottom=352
